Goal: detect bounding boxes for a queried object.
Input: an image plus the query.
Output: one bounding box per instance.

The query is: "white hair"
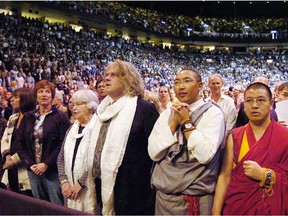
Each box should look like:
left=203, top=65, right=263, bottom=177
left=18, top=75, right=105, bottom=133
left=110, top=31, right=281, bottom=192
left=71, top=89, right=99, bottom=113
left=55, top=90, right=63, bottom=102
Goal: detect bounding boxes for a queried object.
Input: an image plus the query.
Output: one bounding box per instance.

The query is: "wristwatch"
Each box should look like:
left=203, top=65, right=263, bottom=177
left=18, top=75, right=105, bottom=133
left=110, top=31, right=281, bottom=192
left=265, top=170, right=272, bottom=186
left=181, top=120, right=196, bottom=133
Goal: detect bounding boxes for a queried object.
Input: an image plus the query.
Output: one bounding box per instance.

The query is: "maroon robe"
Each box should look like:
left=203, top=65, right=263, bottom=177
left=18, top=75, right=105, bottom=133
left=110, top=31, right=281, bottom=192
left=223, top=119, right=288, bottom=215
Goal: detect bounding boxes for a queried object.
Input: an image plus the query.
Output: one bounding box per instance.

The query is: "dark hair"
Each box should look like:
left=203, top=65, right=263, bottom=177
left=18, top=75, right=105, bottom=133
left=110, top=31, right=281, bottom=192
left=95, top=77, right=104, bottom=89
left=34, top=80, right=56, bottom=99
left=245, top=82, right=272, bottom=100
left=278, top=81, right=288, bottom=93
left=179, top=68, right=202, bottom=82
left=13, top=88, right=36, bottom=113
left=67, top=97, right=73, bottom=119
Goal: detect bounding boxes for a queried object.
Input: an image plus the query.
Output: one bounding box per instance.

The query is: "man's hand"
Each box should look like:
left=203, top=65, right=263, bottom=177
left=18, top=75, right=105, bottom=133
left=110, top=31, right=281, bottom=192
left=30, top=163, right=48, bottom=175
left=170, top=103, right=190, bottom=134
left=243, top=160, right=263, bottom=181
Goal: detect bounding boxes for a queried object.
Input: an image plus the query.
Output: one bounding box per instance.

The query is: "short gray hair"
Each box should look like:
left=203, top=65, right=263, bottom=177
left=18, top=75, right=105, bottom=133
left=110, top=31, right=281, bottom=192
left=71, top=89, right=99, bottom=113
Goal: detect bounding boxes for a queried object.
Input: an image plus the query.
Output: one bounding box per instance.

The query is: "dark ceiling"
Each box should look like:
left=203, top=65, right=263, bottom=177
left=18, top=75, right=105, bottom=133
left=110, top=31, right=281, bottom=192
left=124, top=1, right=288, bottom=18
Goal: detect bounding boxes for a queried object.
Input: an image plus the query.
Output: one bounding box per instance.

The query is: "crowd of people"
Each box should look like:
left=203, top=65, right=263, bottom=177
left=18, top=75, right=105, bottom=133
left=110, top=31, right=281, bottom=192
left=0, top=6, right=288, bottom=215
left=50, top=1, right=288, bottom=39
left=1, top=12, right=287, bottom=94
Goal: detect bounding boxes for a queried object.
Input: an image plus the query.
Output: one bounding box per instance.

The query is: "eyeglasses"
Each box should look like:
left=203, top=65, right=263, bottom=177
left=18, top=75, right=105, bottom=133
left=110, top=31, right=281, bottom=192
left=244, top=98, right=270, bottom=105
left=73, top=102, right=86, bottom=107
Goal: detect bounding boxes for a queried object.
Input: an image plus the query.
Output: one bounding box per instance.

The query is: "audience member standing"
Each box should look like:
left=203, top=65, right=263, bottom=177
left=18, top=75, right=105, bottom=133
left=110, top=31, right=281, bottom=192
left=95, top=77, right=107, bottom=103
left=92, top=59, right=159, bottom=215
left=213, top=82, right=288, bottom=215
left=236, top=76, right=278, bottom=127
left=15, top=80, right=71, bottom=205
left=52, top=91, right=68, bottom=114
left=26, top=72, right=35, bottom=89
left=58, top=89, right=99, bottom=214
left=1, top=88, right=36, bottom=196
left=158, top=85, right=172, bottom=113
left=149, top=69, right=225, bottom=215
left=207, top=74, right=236, bottom=134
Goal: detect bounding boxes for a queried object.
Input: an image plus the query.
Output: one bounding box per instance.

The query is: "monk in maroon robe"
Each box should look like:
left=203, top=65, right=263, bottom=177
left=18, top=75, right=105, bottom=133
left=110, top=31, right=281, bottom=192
left=213, top=82, right=288, bottom=215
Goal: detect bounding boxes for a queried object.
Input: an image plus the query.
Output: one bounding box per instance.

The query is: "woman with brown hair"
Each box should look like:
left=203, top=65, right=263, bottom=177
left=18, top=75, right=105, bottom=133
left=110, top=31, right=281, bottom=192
left=15, top=80, right=71, bottom=205
left=1, top=88, right=36, bottom=196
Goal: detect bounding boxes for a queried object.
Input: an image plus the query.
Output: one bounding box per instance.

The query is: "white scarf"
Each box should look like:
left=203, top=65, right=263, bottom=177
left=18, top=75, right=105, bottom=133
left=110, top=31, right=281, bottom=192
left=94, top=95, right=137, bottom=215
left=64, top=113, right=98, bottom=184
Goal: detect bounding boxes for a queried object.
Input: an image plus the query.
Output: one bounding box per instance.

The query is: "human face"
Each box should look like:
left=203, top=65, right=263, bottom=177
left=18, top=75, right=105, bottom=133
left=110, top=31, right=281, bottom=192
left=37, top=86, right=53, bottom=106
left=5, top=91, right=13, bottom=100
left=97, top=81, right=107, bottom=98
left=209, top=76, right=223, bottom=95
left=233, top=87, right=241, bottom=98
left=11, top=95, right=20, bottom=110
left=104, top=65, right=125, bottom=101
left=277, top=86, right=288, bottom=102
left=158, top=86, right=170, bottom=103
left=174, top=70, right=202, bottom=104
left=244, top=88, right=273, bottom=125
left=203, top=90, right=209, bottom=99
left=170, top=89, right=176, bottom=101
left=72, top=101, right=91, bottom=124
left=68, top=99, right=74, bottom=112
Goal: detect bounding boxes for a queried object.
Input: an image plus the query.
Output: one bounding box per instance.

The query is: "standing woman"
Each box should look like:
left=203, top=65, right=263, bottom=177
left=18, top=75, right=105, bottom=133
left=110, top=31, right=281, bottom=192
left=1, top=88, right=36, bottom=196
left=57, top=89, right=99, bottom=214
left=15, top=80, right=71, bottom=205
left=158, top=85, right=172, bottom=113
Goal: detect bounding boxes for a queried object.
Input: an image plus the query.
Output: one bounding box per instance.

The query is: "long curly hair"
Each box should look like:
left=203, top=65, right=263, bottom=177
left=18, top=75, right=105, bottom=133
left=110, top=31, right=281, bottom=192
left=104, top=59, right=145, bottom=98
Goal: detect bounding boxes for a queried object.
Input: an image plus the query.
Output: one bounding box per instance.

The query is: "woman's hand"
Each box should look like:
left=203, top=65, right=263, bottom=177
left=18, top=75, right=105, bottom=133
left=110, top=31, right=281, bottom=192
left=69, top=183, right=83, bottom=200
left=3, top=157, right=15, bottom=169
left=61, top=181, right=73, bottom=199
left=30, top=163, right=48, bottom=175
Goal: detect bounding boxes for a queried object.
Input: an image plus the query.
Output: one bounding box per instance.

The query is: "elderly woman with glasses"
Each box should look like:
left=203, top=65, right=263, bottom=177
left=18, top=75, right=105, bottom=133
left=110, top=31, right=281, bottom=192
left=57, top=89, right=99, bottom=214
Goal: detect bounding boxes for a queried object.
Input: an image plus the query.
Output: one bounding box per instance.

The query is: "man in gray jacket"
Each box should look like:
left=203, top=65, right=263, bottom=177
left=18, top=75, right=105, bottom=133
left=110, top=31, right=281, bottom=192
left=148, top=68, right=225, bottom=215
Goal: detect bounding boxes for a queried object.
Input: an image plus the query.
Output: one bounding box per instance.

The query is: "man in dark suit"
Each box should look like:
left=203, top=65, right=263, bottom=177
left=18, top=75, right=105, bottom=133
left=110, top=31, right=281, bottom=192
left=92, top=59, right=159, bottom=215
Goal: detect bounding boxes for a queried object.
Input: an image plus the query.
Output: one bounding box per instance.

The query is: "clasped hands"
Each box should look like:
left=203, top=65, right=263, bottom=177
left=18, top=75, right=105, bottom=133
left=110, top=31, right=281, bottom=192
left=61, top=181, right=83, bottom=200
left=30, top=163, right=48, bottom=175
left=170, top=102, right=191, bottom=133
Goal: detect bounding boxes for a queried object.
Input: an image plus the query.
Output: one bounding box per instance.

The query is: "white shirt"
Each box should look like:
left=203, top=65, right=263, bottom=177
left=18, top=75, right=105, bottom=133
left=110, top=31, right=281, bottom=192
left=148, top=99, right=225, bottom=164
left=206, top=94, right=236, bottom=134
left=16, top=76, right=25, bottom=88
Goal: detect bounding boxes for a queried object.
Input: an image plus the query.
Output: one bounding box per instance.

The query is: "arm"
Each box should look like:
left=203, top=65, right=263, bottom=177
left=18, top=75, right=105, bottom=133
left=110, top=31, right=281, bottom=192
left=187, top=106, right=225, bottom=164
left=57, top=139, right=69, bottom=183
left=14, top=114, right=35, bottom=169
left=148, top=108, right=178, bottom=161
left=1, top=125, right=11, bottom=159
left=212, top=133, right=234, bottom=215
left=42, top=112, right=71, bottom=167
left=57, top=140, right=74, bottom=199
left=225, top=100, right=236, bottom=134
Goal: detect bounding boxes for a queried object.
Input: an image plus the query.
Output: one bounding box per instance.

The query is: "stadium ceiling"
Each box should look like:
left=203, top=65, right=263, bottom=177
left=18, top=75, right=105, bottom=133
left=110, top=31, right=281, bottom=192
left=124, top=1, right=288, bottom=18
